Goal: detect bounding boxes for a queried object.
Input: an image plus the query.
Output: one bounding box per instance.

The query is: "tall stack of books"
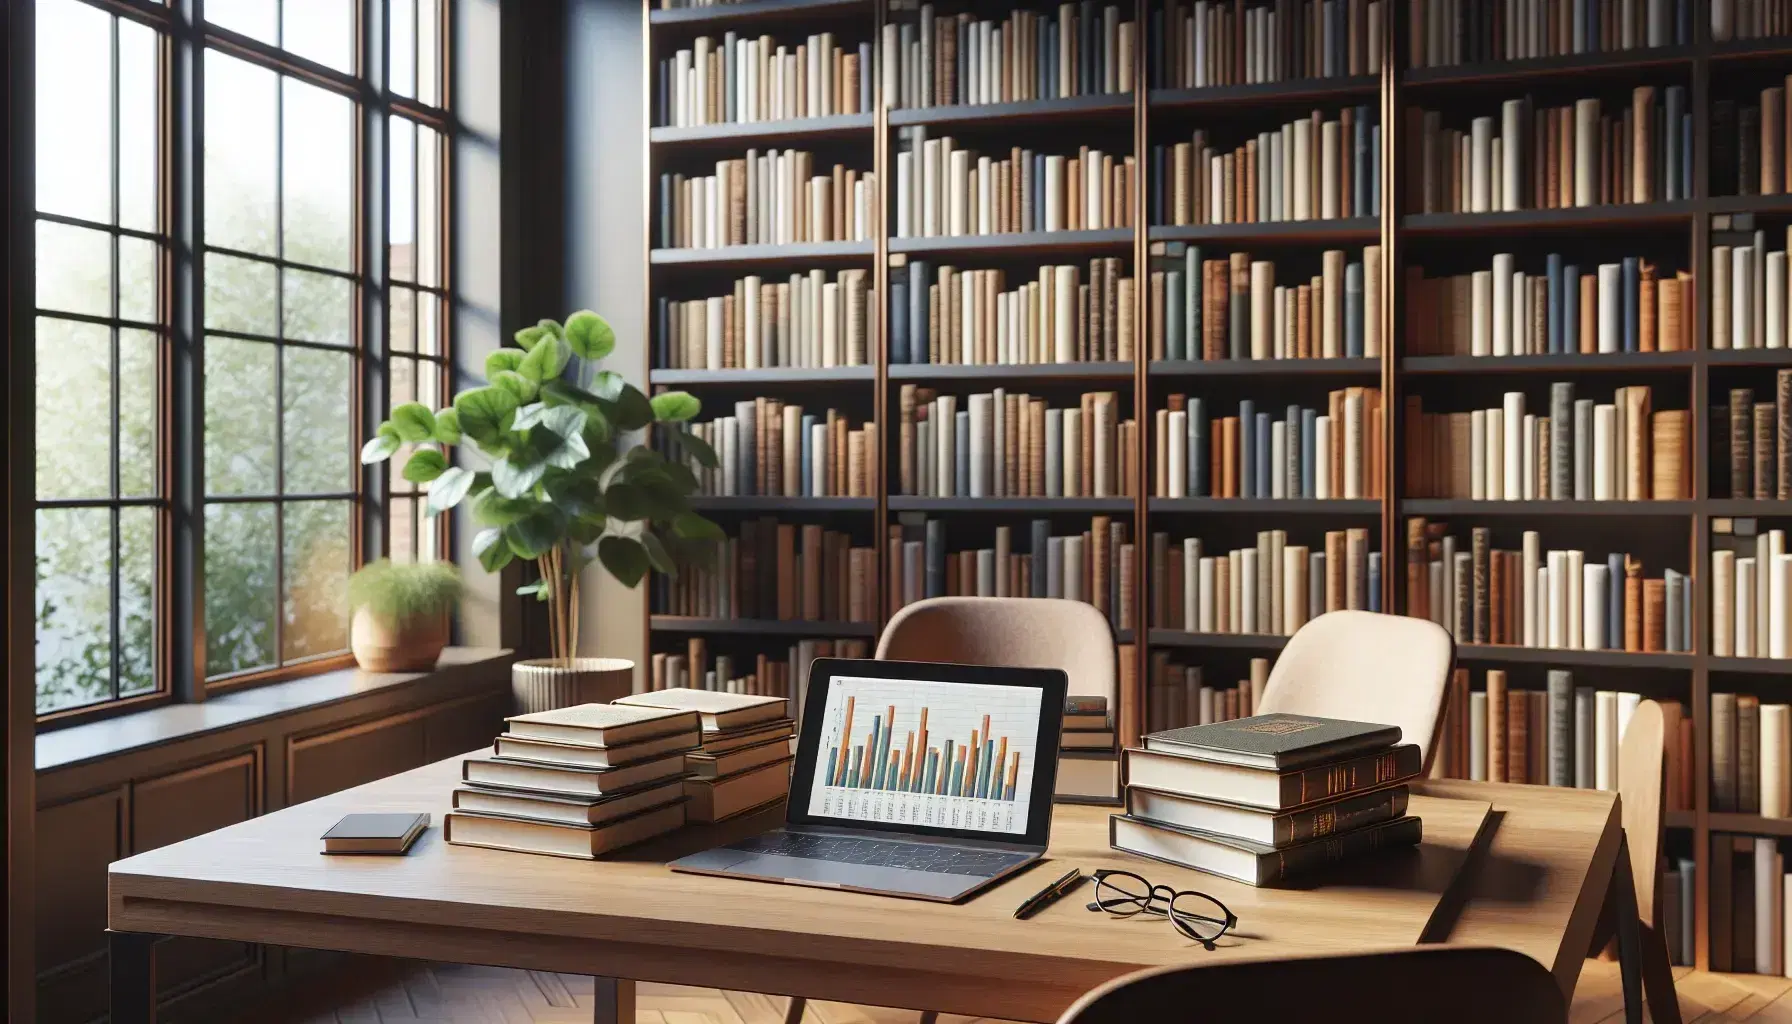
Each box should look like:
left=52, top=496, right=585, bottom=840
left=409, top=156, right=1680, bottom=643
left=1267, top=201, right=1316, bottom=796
left=1112, top=714, right=1423, bottom=886
left=1062, top=695, right=1115, bottom=752
left=617, top=688, right=795, bottom=823
left=446, top=704, right=701, bottom=859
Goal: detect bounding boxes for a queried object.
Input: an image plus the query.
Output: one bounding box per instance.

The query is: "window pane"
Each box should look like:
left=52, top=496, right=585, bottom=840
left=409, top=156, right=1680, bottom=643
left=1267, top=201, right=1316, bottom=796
left=283, top=499, right=351, bottom=661
left=205, top=252, right=277, bottom=336
left=390, top=353, right=416, bottom=408
left=283, top=0, right=355, bottom=73
left=389, top=116, right=415, bottom=283
left=282, top=79, right=354, bottom=271
left=417, top=0, right=441, bottom=107
left=35, top=506, right=115, bottom=713
left=118, top=328, right=159, bottom=498
left=204, top=500, right=276, bottom=676
left=36, top=220, right=111, bottom=318
left=419, top=292, right=442, bottom=357
left=119, top=235, right=157, bottom=324
left=118, top=17, right=159, bottom=233
left=204, top=50, right=277, bottom=256
left=390, top=284, right=415, bottom=352
left=35, top=317, right=113, bottom=501
left=35, top=0, right=112, bottom=223
left=388, top=495, right=417, bottom=563
left=118, top=505, right=156, bottom=696
left=417, top=124, right=441, bottom=288
left=283, top=268, right=352, bottom=345
left=389, top=0, right=416, bottom=99
left=204, top=0, right=276, bottom=46
left=204, top=336, right=276, bottom=495
left=282, top=346, right=352, bottom=494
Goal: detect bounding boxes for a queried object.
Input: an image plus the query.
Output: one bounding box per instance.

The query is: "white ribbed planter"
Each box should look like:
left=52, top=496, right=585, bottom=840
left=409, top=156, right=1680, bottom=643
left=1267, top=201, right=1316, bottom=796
left=511, top=657, right=634, bottom=714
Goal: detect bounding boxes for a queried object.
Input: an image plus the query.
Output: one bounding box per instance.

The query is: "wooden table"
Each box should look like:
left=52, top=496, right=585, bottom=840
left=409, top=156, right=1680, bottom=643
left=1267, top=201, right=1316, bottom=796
left=107, top=758, right=1635, bottom=1024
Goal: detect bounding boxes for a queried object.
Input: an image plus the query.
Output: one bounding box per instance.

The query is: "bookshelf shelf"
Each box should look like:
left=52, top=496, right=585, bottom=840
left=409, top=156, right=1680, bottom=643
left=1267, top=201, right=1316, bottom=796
left=1700, top=348, right=1792, bottom=368
left=1707, top=656, right=1792, bottom=676
left=1399, top=45, right=1695, bottom=90
left=648, top=112, right=875, bottom=146
left=1150, top=357, right=1381, bottom=377
left=688, top=496, right=876, bottom=512
left=1705, top=501, right=1792, bottom=517
left=1147, top=217, right=1380, bottom=246
left=1453, top=644, right=1695, bottom=670
left=647, top=0, right=869, bottom=27
left=1147, top=630, right=1290, bottom=651
left=1401, top=499, right=1702, bottom=517
left=649, top=240, right=875, bottom=268
left=1401, top=201, right=1699, bottom=236
left=1709, top=194, right=1792, bottom=217
left=1148, top=75, right=1379, bottom=111
left=888, top=94, right=1133, bottom=128
left=1710, top=38, right=1792, bottom=64
left=1148, top=498, right=1382, bottom=515
left=888, top=228, right=1134, bottom=258
left=1667, top=810, right=1697, bottom=830
left=886, top=496, right=1135, bottom=513
left=888, top=361, right=1134, bottom=382
left=1707, top=813, right=1792, bottom=838
left=1401, top=352, right=1698, bottom=374
left=650, top=366, right=876, bottom=386
left=649, top=616, right=878, bottom=638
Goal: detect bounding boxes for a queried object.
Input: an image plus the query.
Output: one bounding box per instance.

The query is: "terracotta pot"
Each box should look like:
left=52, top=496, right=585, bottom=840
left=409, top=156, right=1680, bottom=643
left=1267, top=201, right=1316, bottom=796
left=350, top=607, right=449, bottom=673
left=511, top=657, right=635, bottom=714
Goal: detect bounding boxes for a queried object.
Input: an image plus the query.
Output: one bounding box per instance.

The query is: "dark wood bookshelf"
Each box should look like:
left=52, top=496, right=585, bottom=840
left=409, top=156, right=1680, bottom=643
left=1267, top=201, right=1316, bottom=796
left=648, top=112, right=874, bottom=146
left=888, top=361, right=1133, bottom=382
left=888, top=228, right=1134, bottom=257
left=886, top=496, right=1135, bottom=513
left=1148, top=498, right=1382, bottom=515
left=1401, top=499, right=1702, bottom=518
left=1453, top=644, right=1695, bottom=670
left=1150, top=357, right=1380, bottom=377
left=1667, top=810, right=1697, bottom=830
left=1401, top=352, right=1698, bottom=374
left=888, top=93, right=1132, bottom=128
left=1147, top=217, right=1379, bottom=245
left=649, top=616, right=878, bottom=638
left=650, top=365, right=876, bottom=385
left=1401, top=201, right=1699, bottom=236
left=1704, top=500, right=1792, bottom=517
left=649, top=239, right=875, bottom=268
left=647, top=0, right=869, bottom=27
left=1146, top=630, right=1290, bottom=651
left=1709, top=193, right=1792, bottom=217
left=1698, top=347, right=1792, bottom=368
left=687, top=496, right=875, bottom=512
left=1399, top=45, right=1694, bottom=90
left=1149, top=75, right=1378, bottom=110
left=1707, top=813, right=1792, bottom=838
left=1706, top=656, right=1792, bottom=676
left=1709, top=37, right=1792, bottom=64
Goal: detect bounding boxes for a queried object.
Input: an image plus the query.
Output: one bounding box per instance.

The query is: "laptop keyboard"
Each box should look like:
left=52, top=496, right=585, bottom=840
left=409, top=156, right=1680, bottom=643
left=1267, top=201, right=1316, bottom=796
left=737, top=832, right=1031, bottom=877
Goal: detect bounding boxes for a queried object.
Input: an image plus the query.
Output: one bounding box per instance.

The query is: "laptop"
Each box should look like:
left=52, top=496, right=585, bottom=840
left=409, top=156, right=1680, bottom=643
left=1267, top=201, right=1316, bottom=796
left=669, top=657, right=1067, bottom=903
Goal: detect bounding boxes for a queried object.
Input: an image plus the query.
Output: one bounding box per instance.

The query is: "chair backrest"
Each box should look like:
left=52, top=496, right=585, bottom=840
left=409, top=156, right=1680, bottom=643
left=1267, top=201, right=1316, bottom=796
left=1055, top=946, right=1565, bottom=1024
left=1619, top=699, right=1667, bottom=929
left=1255, top=610, right=1455, bottom=772
left=875, top=597, right=1116, bottom=702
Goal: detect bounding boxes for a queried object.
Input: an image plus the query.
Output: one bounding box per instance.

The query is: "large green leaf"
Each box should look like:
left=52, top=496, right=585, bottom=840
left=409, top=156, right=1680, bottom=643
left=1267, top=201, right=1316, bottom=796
left=639, top=476, right=690, bottom=519
left=604, top=482, right=651, bottom=521
left=670, top=428, right=719, bottom=469
left=511, top=401, right=550, bottom=431
left=401, top=448, right=448, bottom=483
left=519, top=334, right=571, bottom=381
left=639, top=531, right=676, bottom=575
left=564, top=310, right=617, bottom=361
left=432, top=407, right=463, bottom=444
left=472, top=527, right=512, bottom=572
left=612, top=385, right=655, bottom=432
left=473, top=487, right=538, bottom=526
left=360, top=424, right=401, bottom=464
left=672, top=511, right=724, bottom=541
left=491, top=370, right=539, bottom=403
left=426, top=466, right=477, bottom=515
left=649, top=391, right=701, bottom=422
left=492, top=456, right=548, bottom=498
left=484, top=349, right=525, bottom=380
left=532, top=405, right=591, bottom=470
left=514, top=318, right=562, bottom=352
left=661, top=460, right=699, bottom=492
left=567, top=513, right=607, bottom=545
left=391, top=402, right=437, bottom=442
left=504, top=507, right=565, bottom=559
left=589, top=370, right=626, bottom=402
left=598, top=535, right=649, bottom=588
left=455, top=386, right=520, bottom=445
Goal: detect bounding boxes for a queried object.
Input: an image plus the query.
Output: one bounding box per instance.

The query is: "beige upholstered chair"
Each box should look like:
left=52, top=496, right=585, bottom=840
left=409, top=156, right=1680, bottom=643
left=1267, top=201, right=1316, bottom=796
left=1255, top=610, right=1455, bottom=772
left=1055, top=946, right=1565, bottom=1024
left=874, top=596, right=1117, bottom=704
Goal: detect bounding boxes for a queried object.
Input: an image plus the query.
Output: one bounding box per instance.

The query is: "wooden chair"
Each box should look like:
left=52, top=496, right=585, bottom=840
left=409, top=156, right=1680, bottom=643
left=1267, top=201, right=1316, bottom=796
left=1587, top=699, right=1682, bottom=1024
left=1255, top=610, right=1455, bottom=772
left=1054, top=946, right=1566, bottom=1024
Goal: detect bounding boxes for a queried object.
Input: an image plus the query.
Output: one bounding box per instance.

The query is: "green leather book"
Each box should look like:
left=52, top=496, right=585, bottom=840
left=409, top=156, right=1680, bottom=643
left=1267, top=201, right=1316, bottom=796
left=1141, top=713, right=1401, bottom=770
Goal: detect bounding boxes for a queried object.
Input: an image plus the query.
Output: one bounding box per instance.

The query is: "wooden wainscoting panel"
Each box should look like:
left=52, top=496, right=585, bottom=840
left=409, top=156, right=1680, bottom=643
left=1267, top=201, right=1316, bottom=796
left=36, top=788, right=126, bottom=1024
left=286, top=710, right=431, bottom=806
left=422, top=690, right=511, bottom=763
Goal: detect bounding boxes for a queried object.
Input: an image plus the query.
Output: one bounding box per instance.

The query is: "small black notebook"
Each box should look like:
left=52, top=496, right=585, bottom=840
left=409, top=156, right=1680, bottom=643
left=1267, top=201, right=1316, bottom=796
left=1142, top=714, right=1402, bottom=771
left=321, top=812, right=430, bottom=855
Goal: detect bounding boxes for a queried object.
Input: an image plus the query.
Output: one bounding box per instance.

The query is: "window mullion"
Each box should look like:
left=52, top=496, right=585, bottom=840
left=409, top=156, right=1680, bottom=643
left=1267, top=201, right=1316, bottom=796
left=363, top=0, right=390, bottom=564
left=170, top=0, right=206, bottom=700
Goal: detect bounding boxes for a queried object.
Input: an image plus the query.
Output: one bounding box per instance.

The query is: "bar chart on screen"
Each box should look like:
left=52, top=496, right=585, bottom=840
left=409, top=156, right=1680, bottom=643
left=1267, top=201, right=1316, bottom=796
left=810, top=675, right=1044, bottom=835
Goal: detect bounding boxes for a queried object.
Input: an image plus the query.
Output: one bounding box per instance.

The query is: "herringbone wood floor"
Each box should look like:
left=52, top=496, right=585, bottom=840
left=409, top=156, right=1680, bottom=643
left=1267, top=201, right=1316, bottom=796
left=240, top=956, right=1792, bottom=1024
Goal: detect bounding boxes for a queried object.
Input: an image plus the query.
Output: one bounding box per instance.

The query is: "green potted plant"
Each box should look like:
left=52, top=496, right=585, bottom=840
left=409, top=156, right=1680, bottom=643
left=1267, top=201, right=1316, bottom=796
left=347, top=559, right=463, bottom=672
left=359, top=310, right=720, bottom=711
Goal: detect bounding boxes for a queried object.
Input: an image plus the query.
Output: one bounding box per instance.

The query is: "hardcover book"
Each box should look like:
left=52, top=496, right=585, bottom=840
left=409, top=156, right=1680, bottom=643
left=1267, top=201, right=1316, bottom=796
left=1142, top=713, right=1400, bottom=770
left=1109, top=812, right=1423, bottom=886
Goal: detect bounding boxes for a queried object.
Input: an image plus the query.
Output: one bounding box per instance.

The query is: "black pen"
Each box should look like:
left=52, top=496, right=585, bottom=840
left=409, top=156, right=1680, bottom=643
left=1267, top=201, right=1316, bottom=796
left=1013, top=868, right=1084, bottom=920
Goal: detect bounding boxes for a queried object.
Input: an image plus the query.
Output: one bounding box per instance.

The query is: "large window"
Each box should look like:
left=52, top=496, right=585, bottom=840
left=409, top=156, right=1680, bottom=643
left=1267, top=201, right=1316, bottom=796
left=32, top=0, right=455, bottom=718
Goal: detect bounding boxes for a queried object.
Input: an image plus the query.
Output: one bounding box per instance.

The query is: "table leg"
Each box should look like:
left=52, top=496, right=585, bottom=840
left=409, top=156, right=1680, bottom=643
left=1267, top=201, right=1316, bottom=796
left=592, top=977, right=635, bottom=1024
left=784, top=996, right=807, bottom=1024
left=1611, top=837, right=1644, bottom=1024
left=108, top=930, right=159, bottom=1024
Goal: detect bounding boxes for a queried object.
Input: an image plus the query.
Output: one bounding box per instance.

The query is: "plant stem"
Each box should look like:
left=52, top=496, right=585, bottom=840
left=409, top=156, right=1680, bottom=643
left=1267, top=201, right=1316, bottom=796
left=536, top=554, right=557, bottom=665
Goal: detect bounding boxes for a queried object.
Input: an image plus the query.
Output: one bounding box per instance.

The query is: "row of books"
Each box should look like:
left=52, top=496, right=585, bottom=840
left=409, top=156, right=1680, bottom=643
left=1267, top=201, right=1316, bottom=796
left=1147, top=246, right=1384, bottom=362
left=655, top=153, right=876, bottom=250
left=682, top=404, right=875, bottom=498
left=650, top=639, right=869, bottom=729
left=1062, top=695, right=1117, bottom=752
left=1148, top=0, right=1386, bottom=89
left=1405, top=88, right=1693, bottom=214
left=886, top=517, right=1136, bottom=628
left=1148, top=389, right=1386, bottom=500
left=1716, top=86, right=1792, bottom=199
left=895, top=387, right=1136, bottom=499
left=881, top=4, right=1135, bottom=110
left=1712, top=0, right=1792, bottom=40
left=1404, top=385, right=1691, bottom=501
left=1710, top=837, right=1792, bottom=975
left=1404, top=255, right=1692, bottom=357
left=656, top=32, right=871, bottom=128
left=1406, top=0, right=1693, bottom=68
left=1144, top=656, right=1269, bottom=731
left=649, top=519, right=877, bottom=623
left=1724, top=379, right=1792, bottom=499
left=1712, top=234, right=1792, bottom=350
left=888, top=258, right=1135, bottom=366
left=1148, top=106, right=1382, bottom=227
left=654, top=270, right=875, bottom=371
left=1403, top=519, right=1695, bottom=652
left=1147, top=529, right=1383, bottom=632
left=1711, top=534, right=1792, bottom=659
left=893, top=131, right=1135, bottom=237
left=1711, top=692, right=1792, bottom=816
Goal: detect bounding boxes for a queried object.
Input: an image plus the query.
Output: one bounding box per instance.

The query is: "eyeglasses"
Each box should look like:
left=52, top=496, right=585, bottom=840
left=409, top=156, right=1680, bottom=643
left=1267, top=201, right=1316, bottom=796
left=1084, top=868, right=1238, bottom=950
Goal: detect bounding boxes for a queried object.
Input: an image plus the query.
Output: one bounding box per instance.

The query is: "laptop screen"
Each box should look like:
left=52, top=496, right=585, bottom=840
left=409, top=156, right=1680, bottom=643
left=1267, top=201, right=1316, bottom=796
left=788, top=658, right=1066, bottom=848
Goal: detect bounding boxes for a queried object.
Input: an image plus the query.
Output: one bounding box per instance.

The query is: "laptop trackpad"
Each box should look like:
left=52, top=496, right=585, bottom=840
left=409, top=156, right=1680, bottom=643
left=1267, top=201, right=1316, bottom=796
left=742, top=853, right=977, bottom=900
